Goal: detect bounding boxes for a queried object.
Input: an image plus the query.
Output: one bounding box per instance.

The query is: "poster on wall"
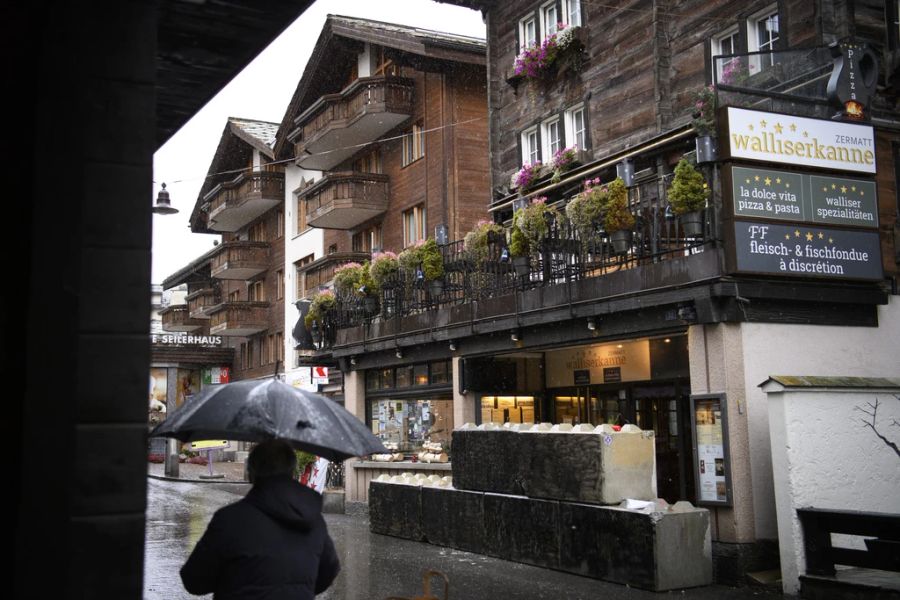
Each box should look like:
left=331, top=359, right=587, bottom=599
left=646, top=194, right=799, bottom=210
left=691, top=393, right=733, bottom=506
left=177, top=369, right=200, bottom=408
left=149, top=367, right=167, bottom=426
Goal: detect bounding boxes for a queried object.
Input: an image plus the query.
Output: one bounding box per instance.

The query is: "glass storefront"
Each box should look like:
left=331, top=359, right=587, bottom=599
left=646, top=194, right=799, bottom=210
left=365, top=359, right=454, bottom=456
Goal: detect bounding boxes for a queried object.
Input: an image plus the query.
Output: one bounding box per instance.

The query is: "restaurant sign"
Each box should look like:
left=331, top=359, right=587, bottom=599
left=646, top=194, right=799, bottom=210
left=728, top=165, right=878, bottom=228
left=729, top=220, right=882, bottom=280
left=721, top=107, right=875, bottom=174
left=545, top=340, right=650, bottom=387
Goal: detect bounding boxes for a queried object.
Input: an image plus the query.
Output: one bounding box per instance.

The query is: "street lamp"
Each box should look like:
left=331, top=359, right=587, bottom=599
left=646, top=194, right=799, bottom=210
left=153, top=183, right=179, bottom=215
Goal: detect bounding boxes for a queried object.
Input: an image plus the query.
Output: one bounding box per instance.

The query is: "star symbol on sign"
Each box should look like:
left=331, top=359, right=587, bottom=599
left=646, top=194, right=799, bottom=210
left=851, top=186, right=857, bottom=192
left=818, top=232, right=824, bottom=239
left=794, top=230, right=801, bottom=237
left=754, top=175, right=760, bottom=182
left=785, top=234, right=791, bottom=240
left=831, top=183, right=837, bottom=190
left=775, top=177, right=782, bottom=184
left=806, top=232, right=814, bottom=241
left=748, top=124, right=755, bottom=131
left=774, top=123, right=783, bottom=134
left=760, top=120, right=768, bottom=128
left=803, top=131, right=809, bottom=137
left=823, top=186, right=828, bottom=192
left=746, top=178, right=751, bottom=184
left=786, top=183, right=790, bottom=188
left=764, top=177, right=772, bottom=185
left=829, top=238, right=834, bottom=244
left=841, top=186, right=848, bottom=193
left=790, top=124, right=797, bottom=132
left=860, top=190, right=864, bottom=196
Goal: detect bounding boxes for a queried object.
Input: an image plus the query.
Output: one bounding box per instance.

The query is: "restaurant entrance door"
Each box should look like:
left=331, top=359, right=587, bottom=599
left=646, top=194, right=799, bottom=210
left=551, top=380, right=694, bottom=503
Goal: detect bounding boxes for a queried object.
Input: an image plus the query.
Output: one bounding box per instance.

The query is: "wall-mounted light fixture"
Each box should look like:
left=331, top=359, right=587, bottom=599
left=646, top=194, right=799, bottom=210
left=449, top=341, right=457, bottom=352
left=395, top=348, right=403, bottom=359
left=510, top=330, right=520, bottom=342
left=587, top=318, right=597, bottom=331
left=616, top=158, right=635, bottom=187
left=350, top=356, right=357, bottom=366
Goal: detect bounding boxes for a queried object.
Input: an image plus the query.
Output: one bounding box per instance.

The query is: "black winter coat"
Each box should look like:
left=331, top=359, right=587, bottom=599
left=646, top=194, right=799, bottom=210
left=180, top=475, right=340, bottom=599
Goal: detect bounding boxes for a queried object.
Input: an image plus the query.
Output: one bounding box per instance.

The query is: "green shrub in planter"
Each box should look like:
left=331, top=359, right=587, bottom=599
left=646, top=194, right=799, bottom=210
left=667, top=159, right=708, bottom=216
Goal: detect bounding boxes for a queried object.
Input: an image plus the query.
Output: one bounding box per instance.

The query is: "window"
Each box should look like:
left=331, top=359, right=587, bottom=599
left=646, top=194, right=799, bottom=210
left=353, top=225, right=383, bottom=253
left=402, top=122, right=425, bottom=166
left=353, top=150, right=382, bottom=174
left=521, top=126, right=539, bottom=166
left=541, top=1, right=558, bottom=39
left=565, top=104, right=586, bottom=151
left=249, top=220, right=266, bottom=242
left=402, top=204, right=426, bottom=247
left=711, top=27, right=739, bottom=82
left=295, top=254, right=314, bottom=299
left=519, top=15, right=537, bottom=51
left=249, top=280, right=265, bottom=302
left=276, top=210, right=284, bottom=238
left=295, top=188, right=310, bottom=235
left=562, top=0, right=581, bottom=27
left=228, top=290, right=240, bottom=302
left=747, top=6, right=779, bottom=72
left=541, top=117, right=561, bottom=161
left=274, top=331, right=283, bottom=363
left=276, top=269, right=284, bottom=300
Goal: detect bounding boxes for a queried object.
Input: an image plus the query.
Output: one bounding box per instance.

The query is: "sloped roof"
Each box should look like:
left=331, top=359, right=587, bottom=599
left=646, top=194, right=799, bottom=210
left=272, top=14, right=485, bottom=158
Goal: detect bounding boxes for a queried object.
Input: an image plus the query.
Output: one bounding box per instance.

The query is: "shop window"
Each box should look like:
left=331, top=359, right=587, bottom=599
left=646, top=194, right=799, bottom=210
left=380, top=368, right=394, bottom=390
left=368, top=398, right=454, bottom=453
left=480, top=396, right=537, bottom=425
left=413, top=364, right=429, bottom=386
left=430, top=360, right=451, bottom=385
left=366, top=370, right=381, bottom=391
left=395, top=365, right=413, bottom=388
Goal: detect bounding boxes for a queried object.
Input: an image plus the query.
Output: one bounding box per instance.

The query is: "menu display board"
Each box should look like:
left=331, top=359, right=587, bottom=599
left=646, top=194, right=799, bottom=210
left=691, top=394, right=732, bottom=506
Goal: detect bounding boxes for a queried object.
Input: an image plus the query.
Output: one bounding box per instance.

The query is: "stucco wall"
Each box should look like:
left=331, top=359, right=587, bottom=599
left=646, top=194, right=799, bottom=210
left=741, top=297, right=900, bottom=540
left=763, top=380, right=900, bottom=594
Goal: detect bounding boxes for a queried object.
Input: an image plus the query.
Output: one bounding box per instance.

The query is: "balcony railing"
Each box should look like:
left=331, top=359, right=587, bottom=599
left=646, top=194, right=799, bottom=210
left=210, top=241, right=269, bottom=280
left=160, top=304, right=204, bottom=333
left=202, top=171, right=285, bottom=232
left=300, top=172, right=390, bottom=230
left=289, top=76, right=415, bottom=171
left=186, top=287, right=221, bottom=319
left=299, top=252, right=372, bottom=297
left=208, top=301, right=269, bottom=336
left=308, top=173, right=719, bottom=347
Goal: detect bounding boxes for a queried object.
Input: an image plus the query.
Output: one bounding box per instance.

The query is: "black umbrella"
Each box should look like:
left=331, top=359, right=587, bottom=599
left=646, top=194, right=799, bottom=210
left=149, top=379, right=387, bottom=462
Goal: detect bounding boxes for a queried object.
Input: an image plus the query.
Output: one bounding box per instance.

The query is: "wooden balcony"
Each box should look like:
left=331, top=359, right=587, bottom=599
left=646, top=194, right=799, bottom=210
left=210, top=241, right=269, bottom=280
left=203, top=171, right=284, bottom=232
left=298, top=251, right=371, bottom=296
left=160, top=304, right=204, bottom=332
left=289, top=76, right=415, bottom=171
left=208, top=301, right=269, bottom=336
left=300, top=172, right=390, bottom=230
left=186, top=287, right=221, bottom=319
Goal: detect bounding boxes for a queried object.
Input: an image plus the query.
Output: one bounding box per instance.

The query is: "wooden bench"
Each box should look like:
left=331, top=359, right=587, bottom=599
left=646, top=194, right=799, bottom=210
left=797, top=507, right=900, bottom=576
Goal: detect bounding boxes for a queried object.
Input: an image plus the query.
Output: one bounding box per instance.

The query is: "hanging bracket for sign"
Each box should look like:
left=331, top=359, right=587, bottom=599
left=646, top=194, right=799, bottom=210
left=690, top=393, right=733, bottom=507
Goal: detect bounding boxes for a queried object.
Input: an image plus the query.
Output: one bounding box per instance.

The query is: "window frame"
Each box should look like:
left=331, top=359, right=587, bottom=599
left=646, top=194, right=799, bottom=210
left=402, top=204, right=426, bottom=247
left=540, top=1, right=559, bottom=40
left=564, top=104, right=586, bottom=152
left=521, top=126, right=540, bottom=166
left=541, top=116, right=562, bottom=163
left=519, top=14, right=537, bottom=51
left=561, top=0, right=581, bottom=27
left=711, top=26, right=740, bottom=83
left=746, top=5, right=779, bottom=73
left=401, top=122, right=425, bottom=167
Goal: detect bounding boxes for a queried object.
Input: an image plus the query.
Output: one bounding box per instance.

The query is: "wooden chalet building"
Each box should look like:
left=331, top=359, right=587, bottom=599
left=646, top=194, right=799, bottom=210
left=161, top=117, right=287, bottom=383
left=305, top=0, right=900, bottom=586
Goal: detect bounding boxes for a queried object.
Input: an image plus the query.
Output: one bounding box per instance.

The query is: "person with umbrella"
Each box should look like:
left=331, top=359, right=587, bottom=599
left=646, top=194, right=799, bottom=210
left=180, top=438, right=341, bottom=598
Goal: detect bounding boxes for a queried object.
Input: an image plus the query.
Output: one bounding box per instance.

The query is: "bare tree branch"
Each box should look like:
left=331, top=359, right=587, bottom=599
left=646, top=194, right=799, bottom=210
left=856, top=397, right=900, bottom=460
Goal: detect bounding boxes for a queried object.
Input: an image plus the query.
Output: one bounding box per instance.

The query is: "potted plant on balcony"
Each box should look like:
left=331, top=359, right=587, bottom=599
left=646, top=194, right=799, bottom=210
left=691, top=85, right=718, bottom=163
left=667, top=158, right=709, bottom=238
left=601, top=178, right=634, bottom=255
left=511, top=161, right=544, bottom=193
left=508, top=222, right=531, bottom=277
left=464, top=219, right=505, bottom=270
left=419, top=238, right=445, bottom=298
left=369, top=251, right=399, bottom=292
left=514, top=196, right=560, bottom=256
left=565, top=176, right=607, bottom=249
left=333, top=262, right=364, bottom=297
left=304, top=289, right=336, bottom=342
left=510, top=23, right=585, bottom=84
left=549, top=145, right=580, bottom=183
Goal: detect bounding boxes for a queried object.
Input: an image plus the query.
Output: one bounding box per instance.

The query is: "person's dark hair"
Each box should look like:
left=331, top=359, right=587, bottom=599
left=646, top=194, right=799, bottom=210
left=247, top=439, right=296, bottom=483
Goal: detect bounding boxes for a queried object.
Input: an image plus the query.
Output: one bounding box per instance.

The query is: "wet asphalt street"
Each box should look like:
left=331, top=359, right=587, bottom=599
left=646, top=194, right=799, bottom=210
left=145, top=478, right=788, bottom=600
